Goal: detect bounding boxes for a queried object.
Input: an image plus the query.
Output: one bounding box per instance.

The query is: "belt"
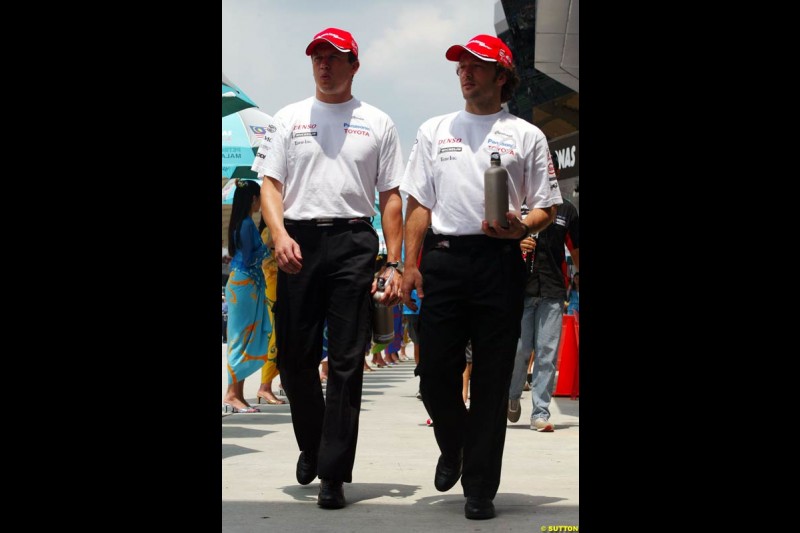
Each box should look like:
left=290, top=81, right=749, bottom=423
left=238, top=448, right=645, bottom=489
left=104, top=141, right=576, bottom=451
left=284, top=217, right=371, bottom=227
left=425, top=233, right=512, bottom=251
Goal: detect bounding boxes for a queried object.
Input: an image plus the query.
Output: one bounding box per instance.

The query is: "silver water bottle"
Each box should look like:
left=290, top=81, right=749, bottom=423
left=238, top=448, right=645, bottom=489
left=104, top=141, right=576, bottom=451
left=372, top=277, right=394, bottom=343
left=484, top=152, right=509, bottom=228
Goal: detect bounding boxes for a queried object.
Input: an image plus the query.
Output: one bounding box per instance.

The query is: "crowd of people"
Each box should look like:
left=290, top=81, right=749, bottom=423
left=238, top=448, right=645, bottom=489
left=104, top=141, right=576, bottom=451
left=222, top=27, right=578, bottom=521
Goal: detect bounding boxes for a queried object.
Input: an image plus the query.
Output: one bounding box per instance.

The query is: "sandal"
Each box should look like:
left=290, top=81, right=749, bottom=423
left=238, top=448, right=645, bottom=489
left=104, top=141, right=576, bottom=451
left=223, top=403, right=261, bottom=413
left=263, top=398, right=286, bottom=405
left=256, top=392, right=286, bottom=405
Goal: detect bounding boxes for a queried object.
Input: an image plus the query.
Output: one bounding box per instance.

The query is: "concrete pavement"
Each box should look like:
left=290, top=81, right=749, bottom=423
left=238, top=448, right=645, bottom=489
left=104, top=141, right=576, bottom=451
left=222, top=343, right=579, bottom=532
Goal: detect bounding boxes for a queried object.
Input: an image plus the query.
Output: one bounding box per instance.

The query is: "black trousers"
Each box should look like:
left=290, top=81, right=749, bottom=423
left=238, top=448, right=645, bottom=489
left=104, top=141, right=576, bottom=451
left=417, top=234, right=525, bottom=499
left=275, top=221, right=377, bottom=483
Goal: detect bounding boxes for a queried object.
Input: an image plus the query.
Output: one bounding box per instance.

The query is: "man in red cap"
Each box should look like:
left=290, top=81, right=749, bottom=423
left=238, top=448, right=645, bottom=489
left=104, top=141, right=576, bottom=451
left=253, top=27, right=405, bottom=510
left=400, top=34, right=562, bottom=520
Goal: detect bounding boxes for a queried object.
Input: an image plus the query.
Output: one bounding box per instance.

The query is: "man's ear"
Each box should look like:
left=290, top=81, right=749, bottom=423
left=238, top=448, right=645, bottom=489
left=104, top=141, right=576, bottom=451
left=495, top=69, right=507, bottom=87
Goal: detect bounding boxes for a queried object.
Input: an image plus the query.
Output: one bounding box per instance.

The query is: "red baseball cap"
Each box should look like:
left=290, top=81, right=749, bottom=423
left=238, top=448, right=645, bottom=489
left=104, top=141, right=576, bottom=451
left=445, top=34, right=513, bottom=68
left=305, top=27, right=359, bottom=58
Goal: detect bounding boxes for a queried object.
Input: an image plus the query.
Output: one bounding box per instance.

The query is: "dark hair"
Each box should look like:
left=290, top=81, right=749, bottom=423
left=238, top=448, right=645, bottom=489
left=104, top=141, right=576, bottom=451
left=550, top=150, right=560, bottom=171
left=496, top=64, right=520, bottom=103
left=569, top=272, right=579, bottom=291
left=227, top=180, right=261, bottom=257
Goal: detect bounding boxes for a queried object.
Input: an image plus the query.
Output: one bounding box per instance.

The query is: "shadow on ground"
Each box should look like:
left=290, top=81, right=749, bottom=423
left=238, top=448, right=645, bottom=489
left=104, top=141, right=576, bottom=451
left=222, top=494, right=577, bottom=533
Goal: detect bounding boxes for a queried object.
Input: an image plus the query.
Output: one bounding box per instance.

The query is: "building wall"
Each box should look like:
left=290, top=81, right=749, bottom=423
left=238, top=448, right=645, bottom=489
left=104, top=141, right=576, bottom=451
left=495, top=0, right=579, bottom=210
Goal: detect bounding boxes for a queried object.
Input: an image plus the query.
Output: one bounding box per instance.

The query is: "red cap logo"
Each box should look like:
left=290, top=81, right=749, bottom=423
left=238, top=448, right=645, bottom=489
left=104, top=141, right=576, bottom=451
left=445, top=34, right=513, bottom=68
left=306, top=27, right=359, bottom=58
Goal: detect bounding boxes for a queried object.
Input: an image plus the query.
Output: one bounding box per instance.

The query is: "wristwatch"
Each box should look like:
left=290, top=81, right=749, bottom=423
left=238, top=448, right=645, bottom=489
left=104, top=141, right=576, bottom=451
left=386, top=261, right=403, bottom=274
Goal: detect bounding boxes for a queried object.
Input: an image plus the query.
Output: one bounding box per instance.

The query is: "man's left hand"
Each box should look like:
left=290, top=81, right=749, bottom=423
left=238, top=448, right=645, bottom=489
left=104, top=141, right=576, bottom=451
left=482, top=212, right=526, bottom=239
left=371, top=265, right=404, bottom=306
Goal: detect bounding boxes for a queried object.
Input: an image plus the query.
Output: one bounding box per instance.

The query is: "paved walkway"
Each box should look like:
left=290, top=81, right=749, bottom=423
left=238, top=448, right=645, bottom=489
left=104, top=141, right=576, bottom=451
left=222, top=344, right=579, bottom=532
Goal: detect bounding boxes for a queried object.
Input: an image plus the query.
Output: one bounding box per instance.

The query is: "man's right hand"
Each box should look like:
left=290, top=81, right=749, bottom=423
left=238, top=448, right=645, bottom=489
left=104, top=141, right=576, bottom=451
left=519, top=235, right=536, bottom=253
left=401, top=266, right=423, bottom=311
left=274, top=235, right=303, bottom=274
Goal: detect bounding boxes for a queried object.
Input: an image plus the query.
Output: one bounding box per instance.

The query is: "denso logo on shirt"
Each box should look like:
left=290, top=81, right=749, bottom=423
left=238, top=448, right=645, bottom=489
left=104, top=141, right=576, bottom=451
left=292, top=123, right=318, bottom=139
left=438, top=137, right=463, bottom=158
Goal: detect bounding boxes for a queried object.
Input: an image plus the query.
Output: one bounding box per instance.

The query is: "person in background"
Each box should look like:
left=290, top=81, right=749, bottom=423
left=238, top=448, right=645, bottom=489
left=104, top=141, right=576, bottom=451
left=222, top=294, right=228, bottom=344
left=404, top=288, right=422, bottom=397
left=252, top=27, right=404, bottom=510
left=398, top=318, right=412, bottom=362
left=256, top=219, right=286, bottom=405
left=222, top=239, right=232, bottom=287
left=401, top=34, right=561, bottom=520
left=223, top=179, right=272, bottom=413
left=384, top=305, right=404, bottom=365
left=506, top=152, right=578, bottom=432
left=400, top=244, right=424, bottom=398
left=566, top=272, right=579, bottom=315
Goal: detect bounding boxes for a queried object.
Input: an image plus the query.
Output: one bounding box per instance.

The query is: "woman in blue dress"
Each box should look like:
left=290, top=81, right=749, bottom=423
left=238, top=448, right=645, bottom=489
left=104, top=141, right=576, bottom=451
left=223, top=179, right=273, bottom=413
left=566, top=273, right=580, bottom=316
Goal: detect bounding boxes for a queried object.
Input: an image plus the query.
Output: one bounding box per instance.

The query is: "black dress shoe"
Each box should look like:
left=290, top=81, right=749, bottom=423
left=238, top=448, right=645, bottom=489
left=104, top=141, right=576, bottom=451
left=434, top=452, right=462, bottom=492
left=317, top=479, right=346, bottom=509
left=296, top=451, right=317, bottom=485
left=465, top=496, right=495, bottom=520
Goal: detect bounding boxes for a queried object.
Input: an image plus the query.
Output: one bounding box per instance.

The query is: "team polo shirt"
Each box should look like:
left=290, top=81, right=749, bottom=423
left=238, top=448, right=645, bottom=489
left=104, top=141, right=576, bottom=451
left=525, top=199, right=579, bottom=300
left=400, top=109, right=562, bottom=236
left=252, top=96, right=404, bottom=220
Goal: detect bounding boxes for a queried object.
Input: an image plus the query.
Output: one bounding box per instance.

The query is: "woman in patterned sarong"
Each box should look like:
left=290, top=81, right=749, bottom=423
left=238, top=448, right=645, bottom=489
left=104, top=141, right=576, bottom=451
left=223, top=179, right=272, bottom=413
left=256, top=221, right=286, bottom=404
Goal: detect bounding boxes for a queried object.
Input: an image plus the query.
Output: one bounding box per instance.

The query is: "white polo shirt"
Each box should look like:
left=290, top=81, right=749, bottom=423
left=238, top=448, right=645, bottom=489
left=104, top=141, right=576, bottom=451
left=252, top=96, right=404, bottom=220
left=401, top=109, right=562, bottom=235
